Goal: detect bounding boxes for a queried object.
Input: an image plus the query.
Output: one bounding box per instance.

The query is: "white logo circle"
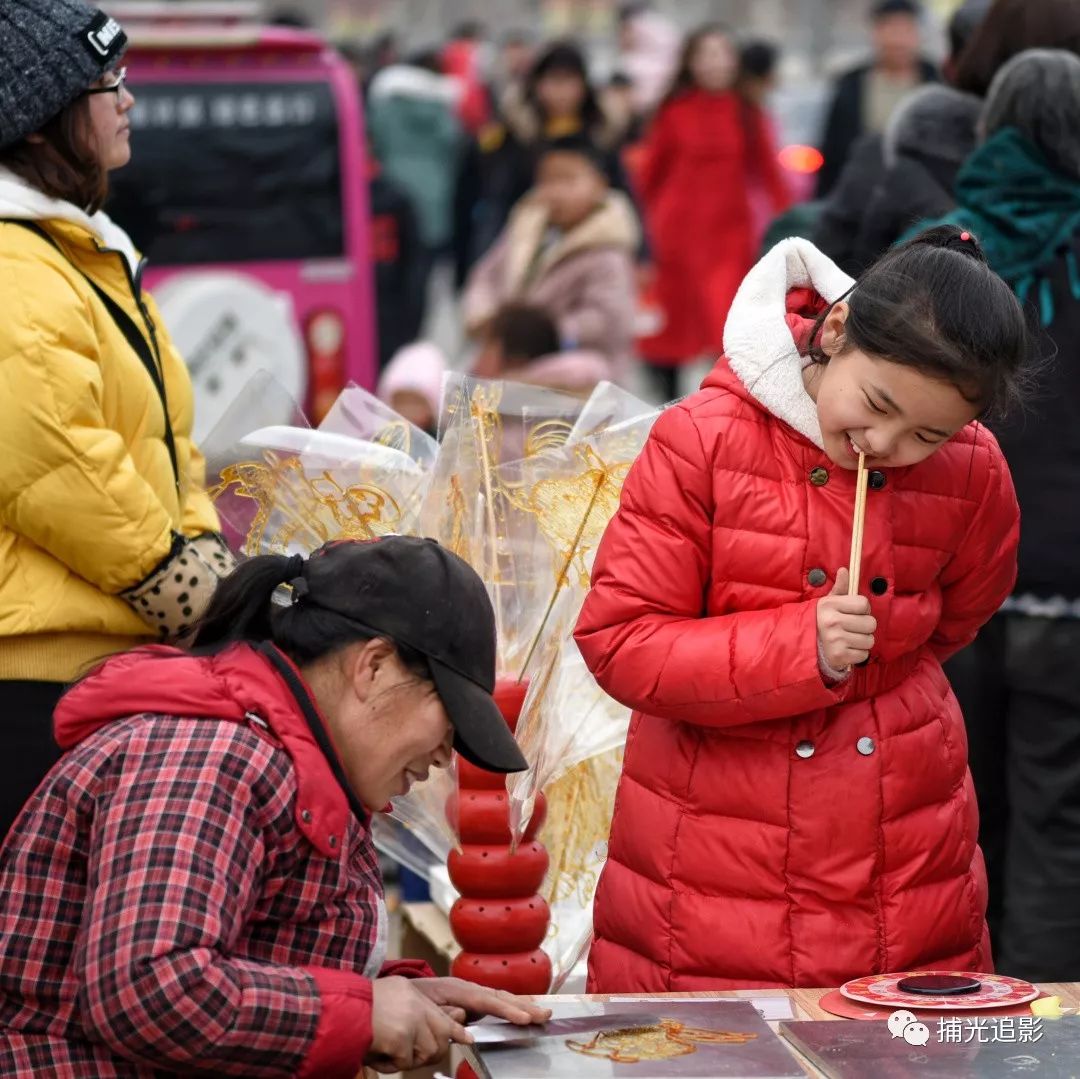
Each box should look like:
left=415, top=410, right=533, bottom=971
left=888, top=1009, right=931, bottom=1046
left=888, top=1009, right=918, bottom=1038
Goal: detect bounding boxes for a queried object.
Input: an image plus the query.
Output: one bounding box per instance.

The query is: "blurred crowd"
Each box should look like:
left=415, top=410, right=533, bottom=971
left=350, top=0, right=1080, bottom=983
left=354, top=6, right=793, bottom=416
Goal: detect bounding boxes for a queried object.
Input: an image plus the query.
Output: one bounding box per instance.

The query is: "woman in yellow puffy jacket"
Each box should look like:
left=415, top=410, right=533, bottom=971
left=0, top=0, right=234, bottom=832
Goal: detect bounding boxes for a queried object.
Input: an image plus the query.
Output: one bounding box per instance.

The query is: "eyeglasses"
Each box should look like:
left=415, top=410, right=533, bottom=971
left=85, top=67, right=127, bottom=97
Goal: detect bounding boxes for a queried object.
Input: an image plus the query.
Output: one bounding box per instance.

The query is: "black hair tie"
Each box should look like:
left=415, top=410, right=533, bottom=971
left=283, top=553, right=309, bottom=606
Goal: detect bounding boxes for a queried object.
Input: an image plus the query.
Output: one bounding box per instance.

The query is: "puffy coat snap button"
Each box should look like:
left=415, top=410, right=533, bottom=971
left=856, top=737, right=876, bottom=756
left=808, top=568, right=827, bottom=587
left=795, top=740, right=816, bottom=759
left=870, top=577, right=888, bottom=595
left=869, top=470, right=887, bottom=490
left=300, top=809, right=312, bottom=823
left=809, top=467, right=829, bottom=487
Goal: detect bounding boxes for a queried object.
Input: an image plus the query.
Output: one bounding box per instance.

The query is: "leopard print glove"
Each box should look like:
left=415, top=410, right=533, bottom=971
left=122, top=532, right=237, bottom=642
left=185, top=531, right=238, bottom=581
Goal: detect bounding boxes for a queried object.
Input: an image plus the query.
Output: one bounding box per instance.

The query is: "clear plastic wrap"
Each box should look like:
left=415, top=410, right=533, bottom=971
left=200, top=370, right=310, bottom=552
left=203, top=378, right=436, bottom=556
left=417, top=374, right=587, bottom=676
left=372, top=762, right=460, bottom=876
left=507, top=589, right=630, bottom=848
left=202, top=376, right=662, bottom=962
left=540, top=750, right=624, bottom=990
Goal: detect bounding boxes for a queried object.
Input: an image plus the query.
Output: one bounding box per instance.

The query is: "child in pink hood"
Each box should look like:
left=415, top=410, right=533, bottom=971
left=376, top=342, right=446, bottom=435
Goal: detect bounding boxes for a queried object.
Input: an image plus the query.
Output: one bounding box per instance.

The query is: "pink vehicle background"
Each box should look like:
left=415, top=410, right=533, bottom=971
left=108, top=7, right=375, bottom=436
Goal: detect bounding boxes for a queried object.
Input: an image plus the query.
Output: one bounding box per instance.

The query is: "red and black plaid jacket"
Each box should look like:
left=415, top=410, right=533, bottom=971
left=0, top=644, right=430, bottom=1077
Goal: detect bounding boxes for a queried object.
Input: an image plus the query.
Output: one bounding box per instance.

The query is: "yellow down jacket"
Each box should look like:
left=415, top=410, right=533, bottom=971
left=0, top=180, right=219, bottom=682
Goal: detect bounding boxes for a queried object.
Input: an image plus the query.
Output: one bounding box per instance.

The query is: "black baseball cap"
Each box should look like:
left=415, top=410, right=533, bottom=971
left=300, top=536, right=527, bottom=773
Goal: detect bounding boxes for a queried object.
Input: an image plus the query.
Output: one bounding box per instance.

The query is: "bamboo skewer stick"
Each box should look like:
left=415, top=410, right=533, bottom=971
left=473, top=405, right=505, bottom=652
left=848, top=453, right=869, bottom=596
left=516, top=469, right=606, bottom=683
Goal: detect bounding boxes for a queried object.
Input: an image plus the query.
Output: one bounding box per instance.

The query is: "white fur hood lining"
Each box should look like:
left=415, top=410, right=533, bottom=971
left=721, top=237, right=855, bottom=449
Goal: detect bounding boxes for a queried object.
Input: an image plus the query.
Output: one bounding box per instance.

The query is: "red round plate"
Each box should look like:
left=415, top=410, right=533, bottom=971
left=840, top=971, right=1039, bottom=1011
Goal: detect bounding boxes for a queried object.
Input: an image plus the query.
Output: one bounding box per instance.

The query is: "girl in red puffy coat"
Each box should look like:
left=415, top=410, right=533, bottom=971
left=635, top=24, right=792, bottom=402
left=575, top=226, right=1031, bottom=992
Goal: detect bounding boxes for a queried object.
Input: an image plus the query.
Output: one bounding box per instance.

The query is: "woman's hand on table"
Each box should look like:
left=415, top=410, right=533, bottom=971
left=367, top=976, right=474, bottom=1074
left=366, top=977, right=551, bottom=1073
left=412, top=977, right=552, bottom=1026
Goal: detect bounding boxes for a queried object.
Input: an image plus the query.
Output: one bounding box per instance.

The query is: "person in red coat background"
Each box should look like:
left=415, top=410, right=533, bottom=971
left=635, top=23, right=792, bottom=402
left=575, top=226, right=1032, bottom=992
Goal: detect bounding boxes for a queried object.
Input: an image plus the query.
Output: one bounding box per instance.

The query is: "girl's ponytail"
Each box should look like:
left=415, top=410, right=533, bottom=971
left=904, top=223, right=988, bottom=265
left=191, top=553, right=300, bottom=650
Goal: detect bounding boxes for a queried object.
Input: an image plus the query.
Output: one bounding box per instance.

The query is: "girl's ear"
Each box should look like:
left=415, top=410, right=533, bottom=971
left=819, top=301, right=850, bottom=357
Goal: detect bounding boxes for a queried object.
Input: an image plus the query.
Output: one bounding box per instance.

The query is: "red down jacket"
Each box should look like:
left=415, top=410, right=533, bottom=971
left=575, top=238, right=1019, bottom=992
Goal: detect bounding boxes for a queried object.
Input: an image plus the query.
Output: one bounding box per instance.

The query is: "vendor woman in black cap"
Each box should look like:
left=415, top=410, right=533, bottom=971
left=0, top=536, right=548, bottom=1077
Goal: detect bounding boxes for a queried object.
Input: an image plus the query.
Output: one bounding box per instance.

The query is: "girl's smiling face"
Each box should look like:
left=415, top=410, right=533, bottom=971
left=805, top=302, right=981, bottom=470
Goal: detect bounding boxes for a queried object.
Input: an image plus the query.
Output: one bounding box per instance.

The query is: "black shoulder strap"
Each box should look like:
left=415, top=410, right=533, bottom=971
left=4, top=218, right=180, bottom=490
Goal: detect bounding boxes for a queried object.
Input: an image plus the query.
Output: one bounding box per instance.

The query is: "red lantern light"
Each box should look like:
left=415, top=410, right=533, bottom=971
left=778, top=144, right=825, bottom=174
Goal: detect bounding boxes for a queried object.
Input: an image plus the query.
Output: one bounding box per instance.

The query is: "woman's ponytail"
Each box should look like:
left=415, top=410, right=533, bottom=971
left=191, top=553, right=299, bottom=650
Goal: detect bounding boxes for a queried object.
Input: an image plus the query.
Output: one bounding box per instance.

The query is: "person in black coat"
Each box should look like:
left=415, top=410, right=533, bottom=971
left=815, top=0, right=938, bottom=197
left=848, top=84, right=980, bottom=271
left=919, top=49, right=1080, bottom=981
left=813, top=0, right=988, bottom=272
left=368, top=164, right=426, bottom=370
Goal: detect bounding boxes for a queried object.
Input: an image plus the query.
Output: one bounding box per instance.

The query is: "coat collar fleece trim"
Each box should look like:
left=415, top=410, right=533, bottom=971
left=721, top=238, right=854, bottom=449
left=0, top=165, right=140, bottom=274
left=367, top=63, right=461, bottom=105
left=53, top=644, right=357, bottom=857
left=503, top=191, right=639, bottom=295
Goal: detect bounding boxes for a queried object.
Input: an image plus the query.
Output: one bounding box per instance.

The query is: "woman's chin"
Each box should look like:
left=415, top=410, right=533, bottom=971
left=107, top=147, right=133, bottom=172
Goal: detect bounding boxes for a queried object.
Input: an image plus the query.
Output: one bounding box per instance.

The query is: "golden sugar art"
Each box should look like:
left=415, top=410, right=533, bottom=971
left=567, top=1019, right=758, bottom=1063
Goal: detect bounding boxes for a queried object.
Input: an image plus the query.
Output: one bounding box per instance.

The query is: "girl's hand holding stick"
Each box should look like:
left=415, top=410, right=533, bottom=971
left=817, top=455, right=877, bottom=671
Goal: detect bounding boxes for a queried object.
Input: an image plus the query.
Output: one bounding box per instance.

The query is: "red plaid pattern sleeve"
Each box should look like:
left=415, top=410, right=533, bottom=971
left=71, top=718, right=371, bottom=1077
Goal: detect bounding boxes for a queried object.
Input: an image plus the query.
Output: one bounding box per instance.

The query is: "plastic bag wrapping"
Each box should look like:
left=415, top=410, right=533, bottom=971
left=203, top=375, right=436, bottom=556
left=417, top=374, right=586, bottom=676
left=538, top=750, right=624, bottom=989
left=315, top=383, right=438, bottom=535
left=566, top=380, right=661, bottom=446
left=200, top=369, right=309, bottom=552
left=503, top=397, right=663, bottom=671
left=371, top=815, right=446, bottom=883
left=502, top=400, right=660, bottom=847
left=319, top=384, right=438, bottom=461
left=507, top=589, right=631, bottom=848
left=375, top=761, right=461, bottom=876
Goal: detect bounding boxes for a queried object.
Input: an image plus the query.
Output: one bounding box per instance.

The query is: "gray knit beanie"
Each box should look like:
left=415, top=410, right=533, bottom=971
left=0, top=0, right=127, bottom=150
